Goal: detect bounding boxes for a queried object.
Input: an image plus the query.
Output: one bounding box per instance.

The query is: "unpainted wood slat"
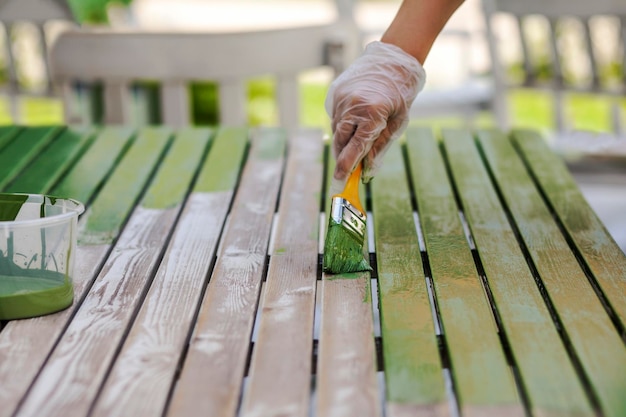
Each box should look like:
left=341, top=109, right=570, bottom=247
left=276, top=74, right=299, bottom=132
left=0, top=126, right=62, bottom=190
left=0, top=128, right=140, bottom=417
left=5, top=126, right=96, bottom=194
left=442, top=128, right=594, bottom=417
left=240, top=129, right=324, bottom=417
left=512, top=130, right=626, bottom=328
left=15, top=127, right=177, bottom=417
left=406, top=127, right=522, bottom=417
left=51, top=126, right=135, bottom=205
left=89, top=128, right=242, bottom=417
left=316, top=145, right=381, bottom=417
left=370, top=140, right=447, bottom=416
left=166, top=127, right=284, bottom=417
left=478, top=129, right=626, bottom=417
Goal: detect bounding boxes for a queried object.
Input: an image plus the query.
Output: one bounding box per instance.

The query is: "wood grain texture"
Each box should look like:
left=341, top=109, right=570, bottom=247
left=0, top=126, right=61, bottom=190
left=316, top=145, right=381, bottom=417
left=5, top=126, right=96, bottom=194
left=240, top=129, right=323, bottom=417
left=0, top=244, right=109, bottom=417
left=167, top=128, right=285, bottom=417
left=441, top=128, right=594, bottom=416
left=479, top=129, right=626, bottom=417
left=0, top=126, right=145, bottom=417
left=406, top=127, right=522, bottom=415
left=511, top=129, right=626, bottom=327
left=91, top=128, right=249, bottom=417
left=371, top=140, right=447, bottom=416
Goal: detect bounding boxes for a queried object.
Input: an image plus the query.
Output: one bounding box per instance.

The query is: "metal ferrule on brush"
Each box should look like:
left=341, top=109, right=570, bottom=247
left=330, top=196, right=366, bottom=243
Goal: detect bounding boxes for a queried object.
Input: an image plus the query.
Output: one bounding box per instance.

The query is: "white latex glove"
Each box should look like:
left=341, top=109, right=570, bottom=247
left=325, top=41, right=426, bottom=183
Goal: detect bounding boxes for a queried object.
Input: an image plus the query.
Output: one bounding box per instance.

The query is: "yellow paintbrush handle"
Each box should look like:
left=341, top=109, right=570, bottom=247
left=335, top=162, right=364, bottom=213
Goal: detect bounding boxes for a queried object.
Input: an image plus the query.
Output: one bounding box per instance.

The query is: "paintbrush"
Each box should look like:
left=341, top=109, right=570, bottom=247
left=323, top=162, right=371, bottom=274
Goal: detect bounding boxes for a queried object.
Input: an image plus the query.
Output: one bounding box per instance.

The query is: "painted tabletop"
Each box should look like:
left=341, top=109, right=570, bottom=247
left=0, top=125, right=624, bottom=417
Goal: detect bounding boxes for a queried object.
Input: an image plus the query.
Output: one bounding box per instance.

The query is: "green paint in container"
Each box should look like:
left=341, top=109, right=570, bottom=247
left=0, top=193, right=84, bottom=320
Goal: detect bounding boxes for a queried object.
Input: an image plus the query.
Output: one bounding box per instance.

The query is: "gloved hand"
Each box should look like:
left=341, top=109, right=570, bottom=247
left=325, top=41, right=426, bottom=183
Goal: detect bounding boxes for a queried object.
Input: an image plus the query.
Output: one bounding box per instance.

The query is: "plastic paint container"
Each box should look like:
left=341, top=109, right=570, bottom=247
left=0, top=193, right=84, bottom=320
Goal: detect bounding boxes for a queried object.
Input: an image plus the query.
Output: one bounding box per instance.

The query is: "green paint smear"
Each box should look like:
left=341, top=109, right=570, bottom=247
left=141, top=128, right=213, bottom=209
left=194, top=127, right=248, bottom=193
left=323, top=220, right=371, bottom=274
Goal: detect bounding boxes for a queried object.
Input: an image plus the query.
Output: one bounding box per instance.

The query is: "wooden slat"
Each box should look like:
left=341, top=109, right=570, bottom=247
left=5, top=126, right=96, bottom=194
left=406, top=127, right=522, bottom=417
left=15, top=127, right=174, bottom=417
left=240, top=129, right=323, bottom=417
left=441, top=128, right=594, bottom=417
left=103, top=81, right=132, bottom=125
left=0, top=127, right=138, bottom=417
left=0, top=126, right=61, bottom=190
left=166, top=127, right=284, bottom=417
left=0, top=125, right=21, bottom=150
left=511, top=129, right=626, bottom=327
left=316, top=145, right=381, bottom=417
left=51, top=126, right=135, bottom=204
left=160, top=80, right=191, bottom=127
left=370, top=140, right=447, bottom=416
left=89, top=127, right=234, bottom=417
left=218, top=80, right=247, bottom=127
left=478, top=129, right=626, bottom=417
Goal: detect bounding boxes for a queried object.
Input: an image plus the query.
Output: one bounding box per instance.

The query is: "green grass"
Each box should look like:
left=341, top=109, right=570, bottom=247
left=1, top=84, right=623, bottom=137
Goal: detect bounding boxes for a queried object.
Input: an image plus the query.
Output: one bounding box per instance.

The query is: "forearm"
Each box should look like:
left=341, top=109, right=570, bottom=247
left=381, top=0, right=465, bottom=64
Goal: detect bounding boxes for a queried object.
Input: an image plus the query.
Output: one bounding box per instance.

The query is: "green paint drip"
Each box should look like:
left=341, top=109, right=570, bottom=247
left=323, top=219, right=371, bottom=274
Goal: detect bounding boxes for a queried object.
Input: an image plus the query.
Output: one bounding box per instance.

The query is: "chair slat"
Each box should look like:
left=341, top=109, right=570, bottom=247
left=103, top=80, right=132, bottom=125
left=160, top=81, right=190, bottom=127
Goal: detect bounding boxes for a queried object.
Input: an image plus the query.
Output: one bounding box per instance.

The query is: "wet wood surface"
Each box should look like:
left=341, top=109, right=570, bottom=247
left=0, top=125, right=624, bottom=417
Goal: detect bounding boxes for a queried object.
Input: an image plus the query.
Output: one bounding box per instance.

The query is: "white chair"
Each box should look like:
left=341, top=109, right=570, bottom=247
left=482, top=0, right=626, bottom=155
left=49, top=23, right=356, bottom=131
left=0, top=0, right=76, bottom=122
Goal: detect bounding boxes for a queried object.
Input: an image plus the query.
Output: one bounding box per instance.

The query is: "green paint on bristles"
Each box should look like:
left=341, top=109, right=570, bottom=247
left=323, top=219, right=371, bottom=274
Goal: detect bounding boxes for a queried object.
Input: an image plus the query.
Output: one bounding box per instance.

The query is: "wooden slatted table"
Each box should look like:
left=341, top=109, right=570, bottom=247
left=0, top=125, right=624, bottom=417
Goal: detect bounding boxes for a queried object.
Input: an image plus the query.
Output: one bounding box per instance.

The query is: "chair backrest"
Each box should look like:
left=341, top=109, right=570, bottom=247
left=49, top=24, right=354, bottom=130
left=482, top=0, right=626, bottom=133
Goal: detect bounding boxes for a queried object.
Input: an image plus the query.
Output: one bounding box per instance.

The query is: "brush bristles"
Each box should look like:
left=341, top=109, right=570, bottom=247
left=323, top=218, right=371, bottom=274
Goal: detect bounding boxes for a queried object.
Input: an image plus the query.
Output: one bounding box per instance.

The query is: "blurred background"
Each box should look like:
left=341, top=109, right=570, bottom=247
left=0, top=0, right=625, bottom=252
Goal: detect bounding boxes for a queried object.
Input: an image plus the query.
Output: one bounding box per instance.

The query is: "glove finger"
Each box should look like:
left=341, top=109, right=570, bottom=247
left=334, top=120, right=385, bottom=180
left=362, top=115, right=406, bottom=182
left=332, top=118, right=357, bottom=159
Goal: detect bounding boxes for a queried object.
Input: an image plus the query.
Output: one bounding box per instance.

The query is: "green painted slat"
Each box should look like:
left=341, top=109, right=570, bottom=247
left=371, top=140, right=446, bottom=410
left=5, top=126, right=97, bottom=194
left=442, top=128, right=593, bottom=417
left=478, top=129, right=626, bottom=417
left=0, top=126, right=61, bottom=190
left=141, top=127, right=214, bottom=210
left=511, top=130, right=626, bottom=327
left=79, top=127, right=172, bottom=245
left=405, top=127, right=521, bottom=414
left=192, top=126, right=248, bottom=193
left=51, top=126, right=135, bottom=205
left=0, top=126, right=22, bottom=151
